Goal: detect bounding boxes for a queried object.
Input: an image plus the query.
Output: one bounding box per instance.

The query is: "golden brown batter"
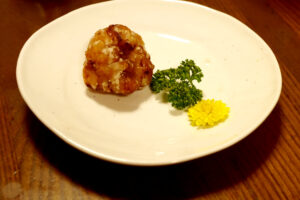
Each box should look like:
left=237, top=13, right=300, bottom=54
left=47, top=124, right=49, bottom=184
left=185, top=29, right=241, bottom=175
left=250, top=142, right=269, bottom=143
left=83, top=24, right=154, bottom=95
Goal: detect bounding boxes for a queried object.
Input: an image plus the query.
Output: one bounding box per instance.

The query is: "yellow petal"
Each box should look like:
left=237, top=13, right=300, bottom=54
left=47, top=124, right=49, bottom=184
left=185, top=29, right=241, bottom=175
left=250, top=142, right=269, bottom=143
left=188, top=99, right=230, bottom=128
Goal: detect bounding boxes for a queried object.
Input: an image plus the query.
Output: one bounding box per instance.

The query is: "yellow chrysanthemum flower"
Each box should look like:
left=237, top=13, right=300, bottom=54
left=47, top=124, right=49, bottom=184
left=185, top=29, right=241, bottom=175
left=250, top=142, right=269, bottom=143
left=188, top=99, right=230, bottom=128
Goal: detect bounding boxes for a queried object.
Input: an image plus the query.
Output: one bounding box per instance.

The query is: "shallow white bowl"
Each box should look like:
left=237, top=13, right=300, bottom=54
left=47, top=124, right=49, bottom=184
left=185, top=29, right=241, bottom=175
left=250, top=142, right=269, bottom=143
left=17, top=0, right=282, bottom=166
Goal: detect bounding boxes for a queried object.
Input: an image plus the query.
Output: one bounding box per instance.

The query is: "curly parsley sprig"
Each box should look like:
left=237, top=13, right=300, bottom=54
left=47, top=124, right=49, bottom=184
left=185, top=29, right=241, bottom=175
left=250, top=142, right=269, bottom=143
left=150, top=59, right=204, bottom=110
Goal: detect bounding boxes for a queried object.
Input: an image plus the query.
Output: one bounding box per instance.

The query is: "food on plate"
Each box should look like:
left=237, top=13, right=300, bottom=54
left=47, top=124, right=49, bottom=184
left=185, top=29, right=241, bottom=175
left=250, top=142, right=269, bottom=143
left=83, top=24, right=155, bottom=95
left=150, top=59, right=229, bottom=128
left=150, top=59, right=203, bottom=110
left=188, top=99, right=230, bottom=128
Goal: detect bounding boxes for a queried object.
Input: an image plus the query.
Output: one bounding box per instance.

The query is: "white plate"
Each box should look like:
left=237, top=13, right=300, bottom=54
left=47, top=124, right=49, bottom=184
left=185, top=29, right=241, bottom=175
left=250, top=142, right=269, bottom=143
left=17, top=0, right=282, bottom=166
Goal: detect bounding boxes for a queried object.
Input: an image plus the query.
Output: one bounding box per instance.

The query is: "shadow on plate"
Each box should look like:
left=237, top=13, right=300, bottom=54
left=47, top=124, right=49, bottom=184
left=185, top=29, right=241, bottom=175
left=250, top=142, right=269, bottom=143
left=154, top=92, right=186, bottom=116
left=85, top=87, right=152, bottom=112
left=25, top=104, right=282, bottom=199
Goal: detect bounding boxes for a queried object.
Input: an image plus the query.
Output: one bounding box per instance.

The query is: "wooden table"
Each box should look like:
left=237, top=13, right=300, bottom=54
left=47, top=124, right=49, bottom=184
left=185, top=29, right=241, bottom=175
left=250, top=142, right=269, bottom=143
left=1, top=0, right=299, bottom=199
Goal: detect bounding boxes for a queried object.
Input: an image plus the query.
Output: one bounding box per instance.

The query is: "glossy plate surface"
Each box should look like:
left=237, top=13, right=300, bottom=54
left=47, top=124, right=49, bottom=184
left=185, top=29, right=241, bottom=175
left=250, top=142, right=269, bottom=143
left=17, top=0, right=282, bottom=165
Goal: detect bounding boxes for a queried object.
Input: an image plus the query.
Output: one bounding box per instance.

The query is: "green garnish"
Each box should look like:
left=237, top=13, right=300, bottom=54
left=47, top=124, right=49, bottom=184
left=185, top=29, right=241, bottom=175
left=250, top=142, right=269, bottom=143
left=150, top=59, right=204, bottom=110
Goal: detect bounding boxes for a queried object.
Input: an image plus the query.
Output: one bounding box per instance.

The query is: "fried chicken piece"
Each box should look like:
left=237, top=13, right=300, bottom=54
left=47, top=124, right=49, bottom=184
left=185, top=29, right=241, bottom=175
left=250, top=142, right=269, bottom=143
left=83, top=24, right=155, bottom=95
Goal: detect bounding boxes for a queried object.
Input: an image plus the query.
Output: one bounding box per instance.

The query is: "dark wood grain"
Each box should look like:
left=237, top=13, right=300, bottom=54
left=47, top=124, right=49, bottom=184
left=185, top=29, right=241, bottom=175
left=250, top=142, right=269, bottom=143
left=0, top=0, right=299, bottom=199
